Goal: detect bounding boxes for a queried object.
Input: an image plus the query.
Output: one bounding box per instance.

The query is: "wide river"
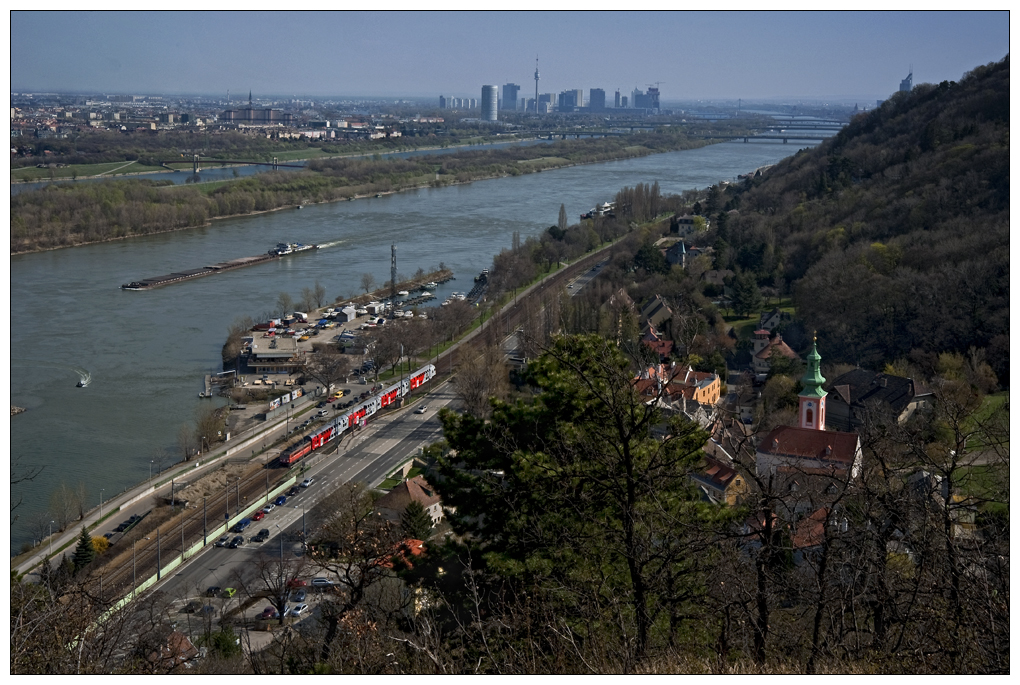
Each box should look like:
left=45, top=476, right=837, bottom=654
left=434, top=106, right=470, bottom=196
left=10, top=139, right=812, bottom=554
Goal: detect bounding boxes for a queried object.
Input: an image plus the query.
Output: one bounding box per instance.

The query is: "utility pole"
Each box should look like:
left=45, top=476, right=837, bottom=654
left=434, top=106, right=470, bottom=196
left=203, top=497, right=207, bottom=545
left=391, top=244, right=397, bottom=302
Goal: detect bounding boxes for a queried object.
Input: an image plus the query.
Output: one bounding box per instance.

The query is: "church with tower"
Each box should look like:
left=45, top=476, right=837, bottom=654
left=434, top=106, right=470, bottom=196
left=755, top=339, right=863, bottom=501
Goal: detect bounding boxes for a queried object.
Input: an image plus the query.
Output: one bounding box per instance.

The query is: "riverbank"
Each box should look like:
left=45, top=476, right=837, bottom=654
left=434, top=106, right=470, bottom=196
left=11, top=133, right=721, bottom=255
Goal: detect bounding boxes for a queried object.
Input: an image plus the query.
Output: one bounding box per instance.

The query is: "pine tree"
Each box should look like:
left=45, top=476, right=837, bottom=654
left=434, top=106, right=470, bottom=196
left=400, top=501, right=434, bottom=541
left=558, top=203, right=568, bottom=232
left=71, top=525, right=95, bottom=574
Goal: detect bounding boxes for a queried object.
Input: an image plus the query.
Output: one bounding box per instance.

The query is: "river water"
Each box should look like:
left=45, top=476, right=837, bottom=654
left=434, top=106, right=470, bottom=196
left=9, top=139, right=814, bottom=553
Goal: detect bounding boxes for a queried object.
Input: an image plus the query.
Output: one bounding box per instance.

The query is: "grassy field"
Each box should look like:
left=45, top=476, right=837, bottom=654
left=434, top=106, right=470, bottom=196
left=11, top=160, right=167, bottom=181
left=965, top=391, right=1009, bottom=450
left=723, top=298, right=796, bottom=339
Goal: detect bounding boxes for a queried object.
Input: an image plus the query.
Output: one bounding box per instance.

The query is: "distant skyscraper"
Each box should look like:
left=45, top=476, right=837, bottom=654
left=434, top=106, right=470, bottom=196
left=533, top=57, right=540, bottom=113
left=614, top=90, right=621, bottom=108
left=519, top=97, right=526, bottom=111
left=558, top=90, right=578, bottom=112
left=502, top=83, right=520, bottom=110
left=481, top=85, right=498, bottom=121
left=589, top=88, right=605, bottom=111
left=470, top=98, right=477, bottom=109
left=899, top=67, right=913, bottom=92
left=439, top=95, right=447, bottom=109
left=621, top=95, right=628, bottom=108
left=573, top=89, right=584, bottom=108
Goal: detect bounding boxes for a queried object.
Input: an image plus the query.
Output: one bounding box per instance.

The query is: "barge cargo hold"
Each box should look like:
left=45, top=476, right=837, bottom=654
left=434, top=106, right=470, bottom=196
left=121, top=244, right=318, bottom=290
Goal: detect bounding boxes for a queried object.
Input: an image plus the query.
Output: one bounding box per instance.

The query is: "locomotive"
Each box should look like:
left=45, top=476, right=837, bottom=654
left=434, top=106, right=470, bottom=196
left=278, top=363, right=436, bottom=467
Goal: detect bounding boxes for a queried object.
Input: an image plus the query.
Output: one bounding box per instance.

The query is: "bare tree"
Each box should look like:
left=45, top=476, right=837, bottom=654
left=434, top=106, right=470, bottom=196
left=11, top=456, right=43, bottom=524
left=72, top=481, right=90, bottom=521
left=454, top=344, right=510, bottom=419
left=277, top=292, right=295, bottom=318
left=49, top=483, right=75, bottom=530
left=313, top=280, right=328, bottom=308
left=177, top=423, right=197, bottom=462
left=300, top=286, right=316, bottom=313
left=308, top=481, right=400, bottom=664
left=301, top=347, right=351, bottom=391
left=360, top=273, right=376, bottom=295
left=151, top=446, right=171, bottom=479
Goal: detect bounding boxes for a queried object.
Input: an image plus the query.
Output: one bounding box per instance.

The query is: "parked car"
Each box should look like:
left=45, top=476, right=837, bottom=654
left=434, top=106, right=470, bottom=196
left=232, top=518, right=252, bottom=533
left=181, top=600, right=202, bottom=614
left=275, top=495, right=287, bottom=506
left=253, top=528, right=271, bottom=542
left=301, top=478, right=314, bottom=488
left=317, top=409, right=329, bottom=417
left=222, top=587, right=237, bottom=598
left=229, top=536, right=245, bottom=548
left=252, top=510, right=266, bottom=522
left=289, top=589, right=307, bottom=603
left=259, top=606, right=278, bottom=620
left=199, top=605, right=216, bottom=616
left=286, top=603, right=309, bottom=618
left=316, top=401, right=327, bottom=408
left=311, top=577, right=334, bottom=588
left=214, top=535, right=231, bottom=547
left=206, top=586, right=221, bottom=597
left=262, top=503, right=276, bottom=514
left=286, top=578, right=308, bottom=589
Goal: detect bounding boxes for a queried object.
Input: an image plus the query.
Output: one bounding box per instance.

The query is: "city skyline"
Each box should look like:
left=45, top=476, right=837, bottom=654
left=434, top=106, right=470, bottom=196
left=10, top=11, right=1010, bottom=102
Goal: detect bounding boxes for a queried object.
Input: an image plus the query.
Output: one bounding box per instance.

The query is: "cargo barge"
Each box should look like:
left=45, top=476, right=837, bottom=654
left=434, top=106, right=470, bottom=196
left=121, top=243, right=318, bottom=290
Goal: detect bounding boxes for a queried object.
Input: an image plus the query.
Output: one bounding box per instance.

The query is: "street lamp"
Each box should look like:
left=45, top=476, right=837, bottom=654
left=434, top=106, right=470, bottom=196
left=202, top=436, right=206, bottom=455
left=49, top=520, right=55, bottom=558
left=149, top=460, right=153, bottom=481
left=99, top=489, right=105, bottom=520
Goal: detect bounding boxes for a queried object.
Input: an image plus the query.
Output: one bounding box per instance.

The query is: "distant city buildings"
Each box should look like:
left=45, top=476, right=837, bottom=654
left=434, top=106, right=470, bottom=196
left=480, top=85, right=498, bottom=121
left=589, top=88, right=605, bottom=111
left=899, top=69, right=913, bottom=92
left=501, top=83, right=520, bottom=110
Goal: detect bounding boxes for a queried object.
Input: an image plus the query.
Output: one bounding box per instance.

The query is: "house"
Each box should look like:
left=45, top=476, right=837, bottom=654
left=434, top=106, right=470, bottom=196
left=751, top=329, right=799, bottom=378
left=146, top=631, right=200, bottom=671
left=758, top=308, right=786, bottom=332
left=634, top=363, right=722, bottom=407
left=641, top=325, right=674, bottom=361
left=690, top=456, right=749, bottom=505
left=665, top=241, right=688, bottom=267
left=640, top=295, right=673, bottom=333
left=375, top=475, right=444, bottom=526
left=669, top=214, right=709, bottom=235
left=826, top=369, right=932, bottom=432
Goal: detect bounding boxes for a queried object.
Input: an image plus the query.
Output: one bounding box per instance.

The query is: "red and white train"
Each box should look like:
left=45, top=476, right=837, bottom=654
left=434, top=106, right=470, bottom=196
left=278, top=364, right=436, bottom=467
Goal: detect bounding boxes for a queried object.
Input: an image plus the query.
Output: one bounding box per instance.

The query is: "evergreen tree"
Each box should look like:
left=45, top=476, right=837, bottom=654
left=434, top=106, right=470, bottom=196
left=730, top=271, right=764, bottom=318
left=71, top=526, right=95, bottom=574
left=558, top=203, right=568, bottom=232
left=400, top=500, right=434, bottom=541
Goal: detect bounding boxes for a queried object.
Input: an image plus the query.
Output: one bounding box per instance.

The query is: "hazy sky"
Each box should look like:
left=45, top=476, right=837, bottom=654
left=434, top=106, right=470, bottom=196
left=10, top=11, right=1010, bottom=102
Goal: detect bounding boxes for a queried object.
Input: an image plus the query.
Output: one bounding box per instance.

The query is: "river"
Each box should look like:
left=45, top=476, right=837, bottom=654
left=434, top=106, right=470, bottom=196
left=9, top=138, right=815, bottom=554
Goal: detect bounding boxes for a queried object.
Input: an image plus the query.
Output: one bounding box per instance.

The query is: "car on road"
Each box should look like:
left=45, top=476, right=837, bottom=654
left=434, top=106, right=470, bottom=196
left=286, top=578, right=308, bottom=588
left=275, top=495, right=287, bottom=506
left=232, top=518, right=252, bottom=533
left=199, top=605, right=216, bottom=616
left=252, top=510, right=266, bottom=522
left=316, top=401, right=327, bottom=408
left=317, top=409, right=329, bottom=417
left=415, top=405, right=428, bottom=414
left=181, top=600, right=202, bottom=614
left=287, top=486, right=300, bottom=496
left=289, top=589, right=306, bottom=603
left=206, top=586, right=221, bottom=597
left=253, top=529, right=270, bottom=542
left=311, top=577, right=334, bottom=588
left=222, top=587, right=237, bottom=598
left=259, top=606, right=278, bottom=620
left=301, top=478, right=314, bottom=488
left=286, top=603, right=309, bottom=618
left=228, top=536, right=245, bottom=549
left=214, top=535, right=231, bottom=547
left=262, top=503, right=276, bottom=514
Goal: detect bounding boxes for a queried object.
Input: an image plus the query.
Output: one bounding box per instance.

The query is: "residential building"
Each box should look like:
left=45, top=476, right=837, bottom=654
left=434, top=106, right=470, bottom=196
left=557, top=90, right=578, bottom=112
left=751, top=329, right=799, bottom=378
left=481, top=86, right=498, bottom=121
left=589, top=88, right=606, bottom=111
left=375, top=475, right=445, bottom=526
left=691, top=456, right=750, bottom=506
left=640, top=294, right=673, bottom=333
left=634, top=363, right=723, bottom=407
left=826, top=369, right=931, bottom=432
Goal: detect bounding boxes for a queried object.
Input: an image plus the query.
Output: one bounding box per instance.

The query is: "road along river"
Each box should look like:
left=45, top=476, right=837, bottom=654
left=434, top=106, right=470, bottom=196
left=10, top=138, right=815, bottom=554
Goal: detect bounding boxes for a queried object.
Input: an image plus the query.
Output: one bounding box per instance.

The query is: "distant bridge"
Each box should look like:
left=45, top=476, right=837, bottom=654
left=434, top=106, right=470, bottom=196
left=161, top=156, right=307, bottom=173
left=696, top=133, right=835, bottom=144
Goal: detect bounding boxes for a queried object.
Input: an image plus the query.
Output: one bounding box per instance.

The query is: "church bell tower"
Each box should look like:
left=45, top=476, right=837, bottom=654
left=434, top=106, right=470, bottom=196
left=799, top=336, right=827, bottom=430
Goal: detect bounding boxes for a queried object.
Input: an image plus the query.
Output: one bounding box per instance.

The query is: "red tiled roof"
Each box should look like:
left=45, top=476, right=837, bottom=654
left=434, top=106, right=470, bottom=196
left=760, top=425, right=859, bottom=464
left=754, top=337, right=799, bottom=360
left=792, top=507, right=829, bottom=549
left=700, top=456, right=739, bottom=489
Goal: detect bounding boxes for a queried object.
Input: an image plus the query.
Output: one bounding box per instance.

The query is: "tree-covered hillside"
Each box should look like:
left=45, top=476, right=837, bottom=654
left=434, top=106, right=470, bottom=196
left=710, top=56, right=1009, bottom=382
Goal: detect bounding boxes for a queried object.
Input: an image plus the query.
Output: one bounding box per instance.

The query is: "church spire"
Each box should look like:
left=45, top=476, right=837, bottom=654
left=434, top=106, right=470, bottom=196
left=249, top=90, right=253, bottom=106
left=798, top=334, right=827, bottom=430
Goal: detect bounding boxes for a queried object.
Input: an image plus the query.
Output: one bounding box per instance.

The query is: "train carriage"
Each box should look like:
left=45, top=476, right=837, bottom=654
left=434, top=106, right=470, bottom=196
left=277, top=364, right=435, bottom=467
